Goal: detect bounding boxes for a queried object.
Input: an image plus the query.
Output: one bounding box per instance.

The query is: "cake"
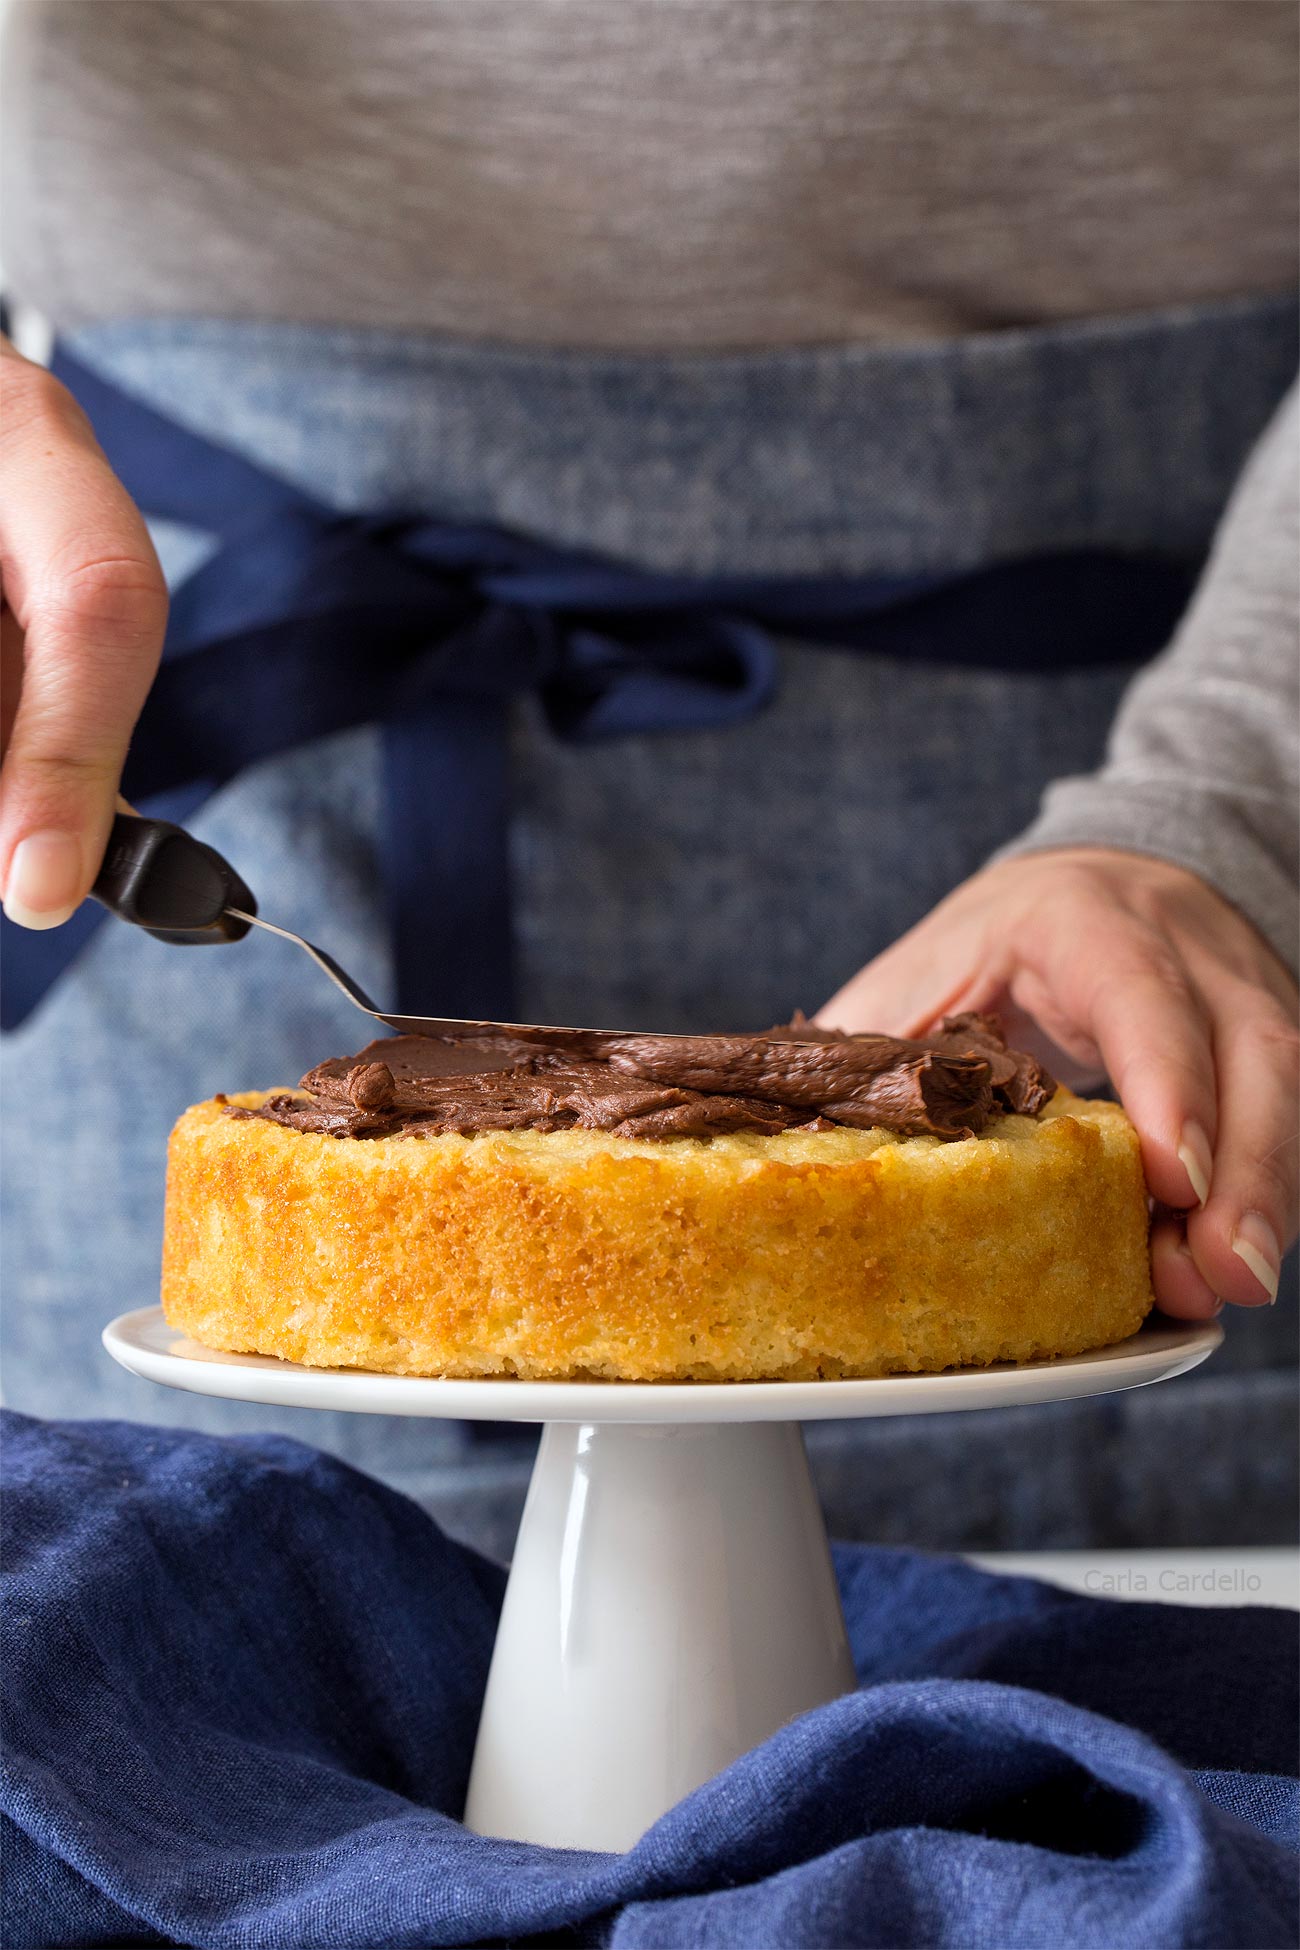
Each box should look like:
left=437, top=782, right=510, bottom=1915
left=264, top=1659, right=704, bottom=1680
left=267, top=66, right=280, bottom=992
left=160, top=1012, right=1153, bottom=1382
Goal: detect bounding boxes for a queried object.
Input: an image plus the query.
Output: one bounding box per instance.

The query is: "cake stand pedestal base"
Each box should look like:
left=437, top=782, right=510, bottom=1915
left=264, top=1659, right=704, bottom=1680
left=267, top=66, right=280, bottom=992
left=103, top=1309, right=1220, bottom=1853
left=464, top=1420, right=854, bottom=1849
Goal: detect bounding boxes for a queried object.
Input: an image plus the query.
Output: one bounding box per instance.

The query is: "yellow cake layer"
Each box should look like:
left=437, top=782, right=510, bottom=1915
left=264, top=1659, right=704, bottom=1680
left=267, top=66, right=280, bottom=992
left=160, top=1087, right=1153, bottom=1381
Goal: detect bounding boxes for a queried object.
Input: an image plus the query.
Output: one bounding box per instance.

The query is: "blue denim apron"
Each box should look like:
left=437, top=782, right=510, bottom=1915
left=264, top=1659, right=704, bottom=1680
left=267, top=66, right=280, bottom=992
left=1, top=297, right=1294, bottom=1532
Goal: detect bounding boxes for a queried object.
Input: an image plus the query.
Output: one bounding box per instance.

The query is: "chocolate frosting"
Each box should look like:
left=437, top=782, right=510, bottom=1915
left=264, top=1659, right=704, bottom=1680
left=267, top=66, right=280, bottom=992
left=231, top=1011, right=1053, bottom=1143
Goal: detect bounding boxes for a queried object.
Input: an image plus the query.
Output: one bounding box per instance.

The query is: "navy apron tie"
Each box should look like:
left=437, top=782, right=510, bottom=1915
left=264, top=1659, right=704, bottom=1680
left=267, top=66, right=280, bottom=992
left=0, top=349, right=1201, bottom=1030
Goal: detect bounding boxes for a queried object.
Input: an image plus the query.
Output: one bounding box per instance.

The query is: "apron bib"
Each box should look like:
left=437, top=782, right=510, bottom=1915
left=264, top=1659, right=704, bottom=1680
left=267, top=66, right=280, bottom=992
left=1, top=296, right=1293, bottom=1509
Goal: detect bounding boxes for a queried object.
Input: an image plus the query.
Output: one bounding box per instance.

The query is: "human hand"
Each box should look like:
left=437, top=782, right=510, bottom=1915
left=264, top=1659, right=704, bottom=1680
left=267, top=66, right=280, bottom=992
left=0, top=336, right=167, bottom=929
left=817, top=848, right=1299, bottom=1317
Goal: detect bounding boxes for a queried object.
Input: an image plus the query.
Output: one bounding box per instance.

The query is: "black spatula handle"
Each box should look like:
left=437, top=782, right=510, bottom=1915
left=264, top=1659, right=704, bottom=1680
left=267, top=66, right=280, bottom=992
left=91, top=813, right=257, bottom=945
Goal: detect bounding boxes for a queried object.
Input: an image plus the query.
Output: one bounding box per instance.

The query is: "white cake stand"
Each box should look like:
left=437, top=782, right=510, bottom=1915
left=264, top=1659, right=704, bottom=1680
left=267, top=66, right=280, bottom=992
left=103, top=1306, right=1219, bottom=1852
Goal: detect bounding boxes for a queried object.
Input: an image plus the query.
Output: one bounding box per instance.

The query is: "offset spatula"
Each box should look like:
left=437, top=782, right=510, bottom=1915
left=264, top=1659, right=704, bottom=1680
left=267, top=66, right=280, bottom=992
left=91, top=810, right=665, bottom=1045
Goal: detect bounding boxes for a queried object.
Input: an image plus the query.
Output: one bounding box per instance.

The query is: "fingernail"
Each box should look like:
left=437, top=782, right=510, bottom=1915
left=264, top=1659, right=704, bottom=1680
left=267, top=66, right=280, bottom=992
left=1211, top=1297, right=1225, bottom=1317
left=1231, top=1213, right=1280, bottom=1303
left=2, top=831, right=83, bottom=930
left=1177, top=1122, right=1213, bottom=1208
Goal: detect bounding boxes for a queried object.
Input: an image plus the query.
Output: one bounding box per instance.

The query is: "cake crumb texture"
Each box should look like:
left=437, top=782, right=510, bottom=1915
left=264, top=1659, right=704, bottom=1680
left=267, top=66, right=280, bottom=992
left=161, top=1089, right=1153, bottom=1381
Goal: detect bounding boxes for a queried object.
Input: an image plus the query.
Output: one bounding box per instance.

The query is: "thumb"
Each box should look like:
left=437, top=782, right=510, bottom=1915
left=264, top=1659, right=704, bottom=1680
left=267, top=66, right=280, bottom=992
left=0, top=348, right=167, bottom=927
left=815, top=907, right=997, bottom=1038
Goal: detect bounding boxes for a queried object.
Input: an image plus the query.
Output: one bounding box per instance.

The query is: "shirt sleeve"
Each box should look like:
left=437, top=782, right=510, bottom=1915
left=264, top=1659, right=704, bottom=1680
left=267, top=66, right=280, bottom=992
left=994, top=379, right=1300, bottom=978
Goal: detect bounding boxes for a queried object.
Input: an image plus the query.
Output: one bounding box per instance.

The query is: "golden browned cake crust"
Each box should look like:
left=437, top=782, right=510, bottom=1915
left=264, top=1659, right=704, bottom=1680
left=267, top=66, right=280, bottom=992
left=161, top=1089, right=1153, bottom=1381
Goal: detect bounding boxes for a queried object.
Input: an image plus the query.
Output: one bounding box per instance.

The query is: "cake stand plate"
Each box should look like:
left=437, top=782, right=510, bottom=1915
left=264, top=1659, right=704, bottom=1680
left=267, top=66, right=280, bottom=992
left=104, top=1308, right=1220, bottom=1851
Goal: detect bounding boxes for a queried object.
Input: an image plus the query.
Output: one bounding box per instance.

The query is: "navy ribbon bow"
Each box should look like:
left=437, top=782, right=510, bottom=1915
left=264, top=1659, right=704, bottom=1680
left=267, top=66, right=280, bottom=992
left=0, top=350, right=1199, bottom=1030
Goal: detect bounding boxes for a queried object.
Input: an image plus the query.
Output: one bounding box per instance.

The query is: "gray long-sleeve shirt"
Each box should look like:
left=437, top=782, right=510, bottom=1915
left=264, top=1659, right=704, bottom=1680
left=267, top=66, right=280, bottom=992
left=4, top=0, right=1296, bottom=347
left=2, top=0, right=1297, bottom=972
left=999, top=383, right=1299, bottom=975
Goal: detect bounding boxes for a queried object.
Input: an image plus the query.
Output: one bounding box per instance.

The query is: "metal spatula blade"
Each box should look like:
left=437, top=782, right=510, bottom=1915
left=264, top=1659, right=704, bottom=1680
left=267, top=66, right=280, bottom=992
left=92, top=811, right=687, bottom=1045
left=223, top=905, right=605, bottom=1044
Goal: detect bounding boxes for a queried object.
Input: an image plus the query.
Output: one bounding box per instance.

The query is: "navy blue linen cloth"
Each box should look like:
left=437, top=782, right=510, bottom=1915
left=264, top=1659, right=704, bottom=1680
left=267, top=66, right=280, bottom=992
left=3, top=1411, right=1296, bottom=1949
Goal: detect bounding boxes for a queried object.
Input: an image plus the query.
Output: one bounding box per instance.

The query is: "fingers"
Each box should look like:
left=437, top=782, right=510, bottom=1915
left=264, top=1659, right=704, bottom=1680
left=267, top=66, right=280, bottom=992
left=811, top=847, right=1296, bottom=1321
left=1149, top=1211, right=1222, bottom=1320
left=1186, top=990, right=1299, bottom=1306
left=0, top=344, right=167, bottom=926
left=1081, top=952, right=1220, bottom=1216
left=1026, top=898, right=1297, bottom=1312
